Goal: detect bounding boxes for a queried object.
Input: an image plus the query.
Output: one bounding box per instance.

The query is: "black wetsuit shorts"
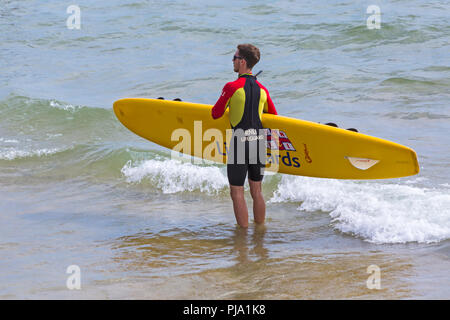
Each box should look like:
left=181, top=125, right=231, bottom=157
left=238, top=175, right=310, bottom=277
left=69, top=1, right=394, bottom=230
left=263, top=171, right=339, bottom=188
left=227, top=136, right=266, bottom=186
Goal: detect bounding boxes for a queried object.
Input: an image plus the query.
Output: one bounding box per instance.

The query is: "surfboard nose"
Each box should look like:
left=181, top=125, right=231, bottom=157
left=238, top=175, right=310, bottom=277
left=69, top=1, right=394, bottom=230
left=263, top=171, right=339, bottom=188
left=113, top=99, right=127, bottom=120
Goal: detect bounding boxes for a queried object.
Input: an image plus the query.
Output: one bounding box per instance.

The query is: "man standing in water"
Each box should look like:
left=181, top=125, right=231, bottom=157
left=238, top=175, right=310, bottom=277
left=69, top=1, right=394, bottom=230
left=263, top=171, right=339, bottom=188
left=211, top=44, right=278, bottom=228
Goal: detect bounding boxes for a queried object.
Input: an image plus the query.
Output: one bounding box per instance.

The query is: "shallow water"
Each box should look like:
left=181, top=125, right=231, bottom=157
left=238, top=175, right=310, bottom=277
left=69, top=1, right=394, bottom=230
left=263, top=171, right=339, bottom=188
left=0, top=0, right=449, bottom=299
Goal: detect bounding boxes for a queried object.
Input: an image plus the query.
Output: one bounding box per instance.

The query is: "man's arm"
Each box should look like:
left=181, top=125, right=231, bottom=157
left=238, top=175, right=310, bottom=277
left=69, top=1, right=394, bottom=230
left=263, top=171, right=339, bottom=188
left=212, top=83, right=233, bottom=119
left=264, top=90, right=277, bottom=115
left=258, top=82, right=277, bottom=115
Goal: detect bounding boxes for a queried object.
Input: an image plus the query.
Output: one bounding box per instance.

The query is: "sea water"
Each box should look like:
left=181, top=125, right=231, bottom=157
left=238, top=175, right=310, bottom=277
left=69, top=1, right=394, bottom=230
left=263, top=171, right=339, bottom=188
left=0, top=0, right=449, bottom=299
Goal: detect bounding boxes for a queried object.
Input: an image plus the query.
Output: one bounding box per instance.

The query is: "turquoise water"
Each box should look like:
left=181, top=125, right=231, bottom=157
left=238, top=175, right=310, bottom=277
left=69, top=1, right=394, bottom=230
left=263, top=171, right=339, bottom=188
left=0, top=0, right=449, bottom=299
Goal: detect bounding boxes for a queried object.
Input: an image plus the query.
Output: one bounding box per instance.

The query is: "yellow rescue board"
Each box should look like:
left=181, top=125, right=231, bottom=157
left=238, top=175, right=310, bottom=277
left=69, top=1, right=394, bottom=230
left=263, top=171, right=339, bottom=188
left=113, top=98, right=419, bottom=179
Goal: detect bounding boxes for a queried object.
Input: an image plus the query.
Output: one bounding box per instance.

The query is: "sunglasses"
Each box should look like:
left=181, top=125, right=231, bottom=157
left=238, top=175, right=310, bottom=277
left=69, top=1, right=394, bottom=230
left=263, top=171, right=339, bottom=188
left=233, top=55, right=244, bottom=61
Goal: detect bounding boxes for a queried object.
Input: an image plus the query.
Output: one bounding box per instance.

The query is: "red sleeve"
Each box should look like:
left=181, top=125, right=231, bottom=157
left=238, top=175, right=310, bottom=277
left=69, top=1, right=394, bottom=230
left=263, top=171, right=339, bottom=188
left=212, top=82, right=234, bottom=119
left=265, top=90, right=277, bottom=115
left=257, top=81, right=278, bottom=115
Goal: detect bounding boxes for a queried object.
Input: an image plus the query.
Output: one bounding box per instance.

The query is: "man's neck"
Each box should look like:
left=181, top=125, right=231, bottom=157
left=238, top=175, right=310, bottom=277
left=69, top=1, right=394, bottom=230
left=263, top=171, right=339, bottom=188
left=238, top=69, right=252, bottom=76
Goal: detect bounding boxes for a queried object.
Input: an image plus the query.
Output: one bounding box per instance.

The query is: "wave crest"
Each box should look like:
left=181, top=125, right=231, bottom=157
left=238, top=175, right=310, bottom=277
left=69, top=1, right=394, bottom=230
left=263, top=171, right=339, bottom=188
left=270, top=176, right=450, bottom=244
left=121, top=159, right=228, bottom=194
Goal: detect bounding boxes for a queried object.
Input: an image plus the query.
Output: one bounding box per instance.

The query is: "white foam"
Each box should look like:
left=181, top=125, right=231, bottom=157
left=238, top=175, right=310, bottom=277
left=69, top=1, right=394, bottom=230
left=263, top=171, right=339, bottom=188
left=49, top=100, right=79, bottom=112
left=270, top=176, right=450, bottom=244
left=0, top=138, right=19, bottom=144
left=121, top=159, right=228, bottom=194
left=0, top=147, right=62, bottom=160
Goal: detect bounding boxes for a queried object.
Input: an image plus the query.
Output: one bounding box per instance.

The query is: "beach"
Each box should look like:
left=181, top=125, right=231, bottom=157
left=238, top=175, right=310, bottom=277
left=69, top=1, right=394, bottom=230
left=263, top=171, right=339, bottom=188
left=0, top=0, right=449, bottom=299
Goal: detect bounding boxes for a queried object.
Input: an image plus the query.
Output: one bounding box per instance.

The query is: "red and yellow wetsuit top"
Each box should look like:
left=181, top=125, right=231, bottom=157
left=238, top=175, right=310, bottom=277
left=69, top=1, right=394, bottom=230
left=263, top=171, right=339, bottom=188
left=211, top=73, right=277, bottom=130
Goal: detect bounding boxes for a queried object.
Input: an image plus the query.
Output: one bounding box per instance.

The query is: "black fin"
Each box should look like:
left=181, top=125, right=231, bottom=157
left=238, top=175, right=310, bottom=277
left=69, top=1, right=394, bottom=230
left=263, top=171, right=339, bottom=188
left=325, top=122, right=338, bottom=127
left=173, top=98, right=182, bottom=101
left=346, top=128, right=358, bottom=132
left=157, top=97, right=165, bottom=100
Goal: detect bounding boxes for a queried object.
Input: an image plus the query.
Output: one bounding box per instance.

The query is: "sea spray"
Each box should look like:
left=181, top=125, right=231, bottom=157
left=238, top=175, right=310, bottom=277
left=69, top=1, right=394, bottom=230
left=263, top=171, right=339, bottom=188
left=270, top=175, right=450, bottom=244
left=121, top=159, right=228, bottom=194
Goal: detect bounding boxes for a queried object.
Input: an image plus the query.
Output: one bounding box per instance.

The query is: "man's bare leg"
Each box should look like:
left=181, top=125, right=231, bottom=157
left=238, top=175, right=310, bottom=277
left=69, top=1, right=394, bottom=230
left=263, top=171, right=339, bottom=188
left=249, top=179, right=265, bottom=224
left=230, top=185, right=248, bottom=228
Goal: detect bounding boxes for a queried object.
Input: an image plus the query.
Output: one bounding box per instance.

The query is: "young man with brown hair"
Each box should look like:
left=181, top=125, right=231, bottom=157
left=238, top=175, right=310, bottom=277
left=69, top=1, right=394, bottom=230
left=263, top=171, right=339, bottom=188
left=212, top=44, right=278, bottom=228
